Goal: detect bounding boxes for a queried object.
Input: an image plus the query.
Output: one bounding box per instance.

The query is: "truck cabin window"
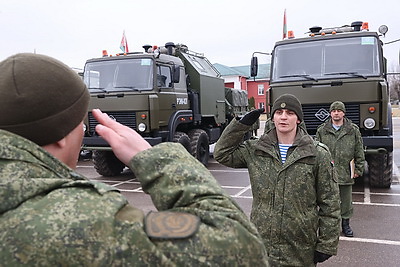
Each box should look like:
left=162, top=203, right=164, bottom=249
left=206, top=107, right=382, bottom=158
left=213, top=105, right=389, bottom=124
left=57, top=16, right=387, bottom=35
left=157, top=65, right=172, bottom=88
left=84, top=58, right=154, bottom=92
left=271, top=36, right=381, bottom=83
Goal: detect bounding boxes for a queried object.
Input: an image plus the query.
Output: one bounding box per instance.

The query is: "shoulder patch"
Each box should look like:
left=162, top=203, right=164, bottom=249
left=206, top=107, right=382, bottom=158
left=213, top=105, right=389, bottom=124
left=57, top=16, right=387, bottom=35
left=145, top=211, right=200, bottom=239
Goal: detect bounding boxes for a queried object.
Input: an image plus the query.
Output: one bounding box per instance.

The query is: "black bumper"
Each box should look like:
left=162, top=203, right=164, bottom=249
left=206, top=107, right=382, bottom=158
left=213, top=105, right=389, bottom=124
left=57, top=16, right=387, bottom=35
left=362, top=136, right=393, bottom=151
left=83, top=136, right=163, bottom=148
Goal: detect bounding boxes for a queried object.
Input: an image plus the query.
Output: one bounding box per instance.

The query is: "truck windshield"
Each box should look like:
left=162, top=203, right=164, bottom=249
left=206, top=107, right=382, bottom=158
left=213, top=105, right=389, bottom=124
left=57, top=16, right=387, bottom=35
left=84, top=58, right=153, bottom=92
left=271, top=36, right=381, bottom=82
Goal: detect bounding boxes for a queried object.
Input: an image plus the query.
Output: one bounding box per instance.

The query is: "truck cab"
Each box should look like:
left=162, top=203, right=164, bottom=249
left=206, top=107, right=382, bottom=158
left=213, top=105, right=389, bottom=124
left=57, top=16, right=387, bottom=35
left=252, top=21, right=393, bottom=187
left=82, top=43, right=250, bottom=176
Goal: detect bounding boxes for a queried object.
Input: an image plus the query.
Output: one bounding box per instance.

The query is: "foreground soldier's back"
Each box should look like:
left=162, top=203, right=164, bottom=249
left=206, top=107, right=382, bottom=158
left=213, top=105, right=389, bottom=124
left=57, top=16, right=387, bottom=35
left=0, top=53, right=268, bottom=266
left=0, top=134, right=268, bottom=266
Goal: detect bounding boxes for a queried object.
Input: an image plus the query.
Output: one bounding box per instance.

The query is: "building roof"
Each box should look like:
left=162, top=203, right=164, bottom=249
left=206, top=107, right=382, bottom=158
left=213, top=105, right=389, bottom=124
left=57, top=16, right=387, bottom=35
left=213, top=63, right=244, bottom=76
left=213, top=63, right=270, bottom=79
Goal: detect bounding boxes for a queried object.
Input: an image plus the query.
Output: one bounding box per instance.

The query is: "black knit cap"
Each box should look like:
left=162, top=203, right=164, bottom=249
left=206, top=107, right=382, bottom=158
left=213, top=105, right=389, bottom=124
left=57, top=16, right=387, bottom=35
left=271, top=94, right=303, bottom=121
left=0, top=53, right=89, bottom=146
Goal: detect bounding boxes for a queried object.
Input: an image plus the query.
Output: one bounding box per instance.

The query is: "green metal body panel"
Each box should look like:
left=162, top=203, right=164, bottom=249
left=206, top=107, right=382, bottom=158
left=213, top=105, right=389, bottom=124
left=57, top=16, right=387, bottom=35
left=176, top=49, right=226, bottom=124
left=82, top=43, right=249, bottom=149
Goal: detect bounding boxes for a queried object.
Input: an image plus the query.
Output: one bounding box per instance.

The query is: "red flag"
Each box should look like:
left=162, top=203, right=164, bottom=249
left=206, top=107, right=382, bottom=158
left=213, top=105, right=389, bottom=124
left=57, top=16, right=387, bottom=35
left=283, top=9, right=287, bottom=40
left=120, top=31, right=129, bottom=53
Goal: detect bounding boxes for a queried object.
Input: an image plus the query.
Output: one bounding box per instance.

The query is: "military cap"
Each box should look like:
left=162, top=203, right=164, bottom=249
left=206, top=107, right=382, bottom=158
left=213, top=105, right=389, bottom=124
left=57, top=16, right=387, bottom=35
left=271, top=93, right=303, bottom=121
left=0, top=53, right=89, bottom=146
left=329, top=101, right=346, bottom=113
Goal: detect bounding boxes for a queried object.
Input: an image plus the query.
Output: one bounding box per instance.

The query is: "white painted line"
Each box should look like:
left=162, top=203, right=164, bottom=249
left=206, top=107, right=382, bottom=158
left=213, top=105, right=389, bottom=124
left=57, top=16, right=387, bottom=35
left=233, top=185, right=252, bottom=197
left=209, top=169, right=249, bottom=173
left=91, top=179, right=140, bottom=184
left=232, top=195, right=253, bottom=199
left=76, top=165, right=95, bottom=168
left=354, top=202, right=400, bottom=207
left=221, top=186, right=248, bottom=189
left=364, top=181, right=371, bottom=204
left=109, top=179, right=137, bottom=187
left=118, top=188, right=144, bottom=193
left=353, top=192, right=400, bottom=196
left=339, top=236, right=400, bottom=246
left=393, top=161, right=400, bottom=183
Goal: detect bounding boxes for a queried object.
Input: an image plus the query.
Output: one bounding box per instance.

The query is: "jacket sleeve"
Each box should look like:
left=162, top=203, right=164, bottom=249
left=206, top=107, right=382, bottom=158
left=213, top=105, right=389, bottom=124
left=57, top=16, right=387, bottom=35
left=129, top=142, right=258, bottom=232
left=213, top=119, right=253, bottom=168
left=315, top=144, right=341, bottom=255
left=353, top=127, right=365, bottom=176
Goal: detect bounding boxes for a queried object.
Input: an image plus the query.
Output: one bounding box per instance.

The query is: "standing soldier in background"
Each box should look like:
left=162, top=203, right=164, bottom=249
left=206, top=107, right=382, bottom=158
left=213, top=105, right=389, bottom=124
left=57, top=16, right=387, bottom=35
left=214, top=94, right=340, bottom=266
left=316, top=101, right=365, bottom=237
left=0, top=53, right=269, bottom=266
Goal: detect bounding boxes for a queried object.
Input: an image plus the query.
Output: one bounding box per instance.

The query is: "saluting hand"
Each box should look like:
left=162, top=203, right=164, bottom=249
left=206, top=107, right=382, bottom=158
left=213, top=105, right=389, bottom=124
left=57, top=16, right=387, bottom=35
left=92, top=109, right=151, bottom=165
left=239, top=108, right=265, bottom=126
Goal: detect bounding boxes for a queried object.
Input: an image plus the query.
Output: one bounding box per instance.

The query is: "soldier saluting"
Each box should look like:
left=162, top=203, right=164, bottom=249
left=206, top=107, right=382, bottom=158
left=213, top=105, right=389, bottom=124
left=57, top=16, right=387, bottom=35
left=214, top=94, right=341, bottom=266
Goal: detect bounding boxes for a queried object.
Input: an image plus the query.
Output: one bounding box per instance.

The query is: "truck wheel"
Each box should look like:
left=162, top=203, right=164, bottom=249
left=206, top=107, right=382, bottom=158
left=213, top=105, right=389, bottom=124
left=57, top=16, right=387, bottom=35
left=173, top=131, right=192, bottom=153
left=367, top=152, right=392, bottom=188
left=93, top=150, right=125, bottom=176
left=188, top=129, right=209, bottom=166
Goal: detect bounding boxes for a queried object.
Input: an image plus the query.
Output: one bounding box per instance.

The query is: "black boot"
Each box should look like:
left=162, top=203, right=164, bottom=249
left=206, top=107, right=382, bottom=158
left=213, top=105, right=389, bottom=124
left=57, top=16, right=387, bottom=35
left=342, top=219, right=354, bottom=237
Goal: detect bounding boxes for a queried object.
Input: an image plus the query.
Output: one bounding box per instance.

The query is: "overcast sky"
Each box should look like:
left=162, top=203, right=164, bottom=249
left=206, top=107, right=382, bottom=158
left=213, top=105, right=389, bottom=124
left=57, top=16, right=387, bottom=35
left=1, top=0, right=399, bottom=70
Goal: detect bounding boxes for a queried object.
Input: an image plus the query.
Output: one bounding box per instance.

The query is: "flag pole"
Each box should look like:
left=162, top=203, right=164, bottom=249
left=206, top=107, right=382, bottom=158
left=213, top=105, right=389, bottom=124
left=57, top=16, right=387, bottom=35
left=283, top=9, right=287, bottom=40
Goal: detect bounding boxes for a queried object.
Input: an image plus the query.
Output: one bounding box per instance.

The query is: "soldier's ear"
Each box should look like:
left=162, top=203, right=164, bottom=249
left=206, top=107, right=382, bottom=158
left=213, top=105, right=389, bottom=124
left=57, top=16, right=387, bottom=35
left=42, top=138, right=67, bottom=151
left=41, top=137, right=67, bottom=165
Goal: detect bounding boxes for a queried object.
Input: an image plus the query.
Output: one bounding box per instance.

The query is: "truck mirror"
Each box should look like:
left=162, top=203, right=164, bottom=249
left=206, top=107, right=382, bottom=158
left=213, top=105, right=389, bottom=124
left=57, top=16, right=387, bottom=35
left=173, top=65, right=180, bottom=83
left=250, top=57, right=258, bottom=77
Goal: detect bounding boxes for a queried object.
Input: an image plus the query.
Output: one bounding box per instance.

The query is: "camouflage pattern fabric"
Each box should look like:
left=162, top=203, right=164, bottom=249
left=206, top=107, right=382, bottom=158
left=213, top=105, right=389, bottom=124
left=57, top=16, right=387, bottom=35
left=0, top=129, right=268, bottom=266
left=316, top=117, right=365, bottom=185
left=214, top=119, right=340, bottom=266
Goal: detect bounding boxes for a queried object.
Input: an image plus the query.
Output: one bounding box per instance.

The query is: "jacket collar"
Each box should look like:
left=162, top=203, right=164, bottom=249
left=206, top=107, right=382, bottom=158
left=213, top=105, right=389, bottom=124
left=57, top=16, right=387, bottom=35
left=255, top=121, right=317, bottom=159
left=0, top=130, right=92, bottom=214
left=323, top=117, right=353, bottom=133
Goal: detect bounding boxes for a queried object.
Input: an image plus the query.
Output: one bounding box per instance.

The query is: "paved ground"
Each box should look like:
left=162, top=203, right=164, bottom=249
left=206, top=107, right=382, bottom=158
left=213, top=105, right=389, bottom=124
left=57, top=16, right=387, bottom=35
left=76, top=115, right=400, bottom=266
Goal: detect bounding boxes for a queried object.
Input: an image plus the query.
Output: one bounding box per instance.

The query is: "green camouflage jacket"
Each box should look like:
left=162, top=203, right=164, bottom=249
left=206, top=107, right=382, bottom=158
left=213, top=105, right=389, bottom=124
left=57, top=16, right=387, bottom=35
left=214, top=119, right=340, bottom=267
left=316, top=117, right=365, bottom=185
left=0, top=129, right=268, bottom=266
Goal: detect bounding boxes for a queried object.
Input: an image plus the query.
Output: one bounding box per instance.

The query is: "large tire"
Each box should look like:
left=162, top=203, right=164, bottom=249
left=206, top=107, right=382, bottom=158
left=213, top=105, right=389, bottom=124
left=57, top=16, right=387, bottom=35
left=93, top=150, right=125, bottom=176
left=173, top=131, right=191, bottom=153
left=188, top=129, right=209, bottom=166
left=367, top=152, right=393, bottom=188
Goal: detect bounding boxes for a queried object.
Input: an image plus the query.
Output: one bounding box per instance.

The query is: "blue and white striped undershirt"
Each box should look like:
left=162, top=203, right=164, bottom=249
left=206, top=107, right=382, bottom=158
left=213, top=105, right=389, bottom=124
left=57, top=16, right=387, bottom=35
left=279, top=144, right=292, bottom=163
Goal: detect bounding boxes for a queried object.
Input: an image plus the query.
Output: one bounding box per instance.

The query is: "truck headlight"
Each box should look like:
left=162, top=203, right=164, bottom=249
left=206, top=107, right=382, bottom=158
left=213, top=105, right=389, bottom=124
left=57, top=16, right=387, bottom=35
left=364, top=118, right=376, bottom=129
left=138, top=123, right=147, bottom=132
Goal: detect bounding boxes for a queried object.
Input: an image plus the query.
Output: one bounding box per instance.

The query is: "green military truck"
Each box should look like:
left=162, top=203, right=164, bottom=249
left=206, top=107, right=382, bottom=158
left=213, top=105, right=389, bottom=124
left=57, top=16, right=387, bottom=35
left=251, top=21, right=393, bottom=188
left=82, top=42, right=251, bottom=176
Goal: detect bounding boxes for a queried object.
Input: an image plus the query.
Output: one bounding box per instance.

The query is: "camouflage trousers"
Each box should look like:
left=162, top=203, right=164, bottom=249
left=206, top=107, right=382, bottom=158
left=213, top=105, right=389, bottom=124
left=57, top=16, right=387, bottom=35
left=339, top=185, right=353, bottom=218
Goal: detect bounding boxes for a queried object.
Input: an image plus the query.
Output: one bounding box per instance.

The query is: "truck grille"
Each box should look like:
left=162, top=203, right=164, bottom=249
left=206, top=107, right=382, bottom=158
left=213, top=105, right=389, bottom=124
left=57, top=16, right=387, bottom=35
left=88, top=111, right=136, bottom=134
left=303, top=103, right=359, bottom=135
